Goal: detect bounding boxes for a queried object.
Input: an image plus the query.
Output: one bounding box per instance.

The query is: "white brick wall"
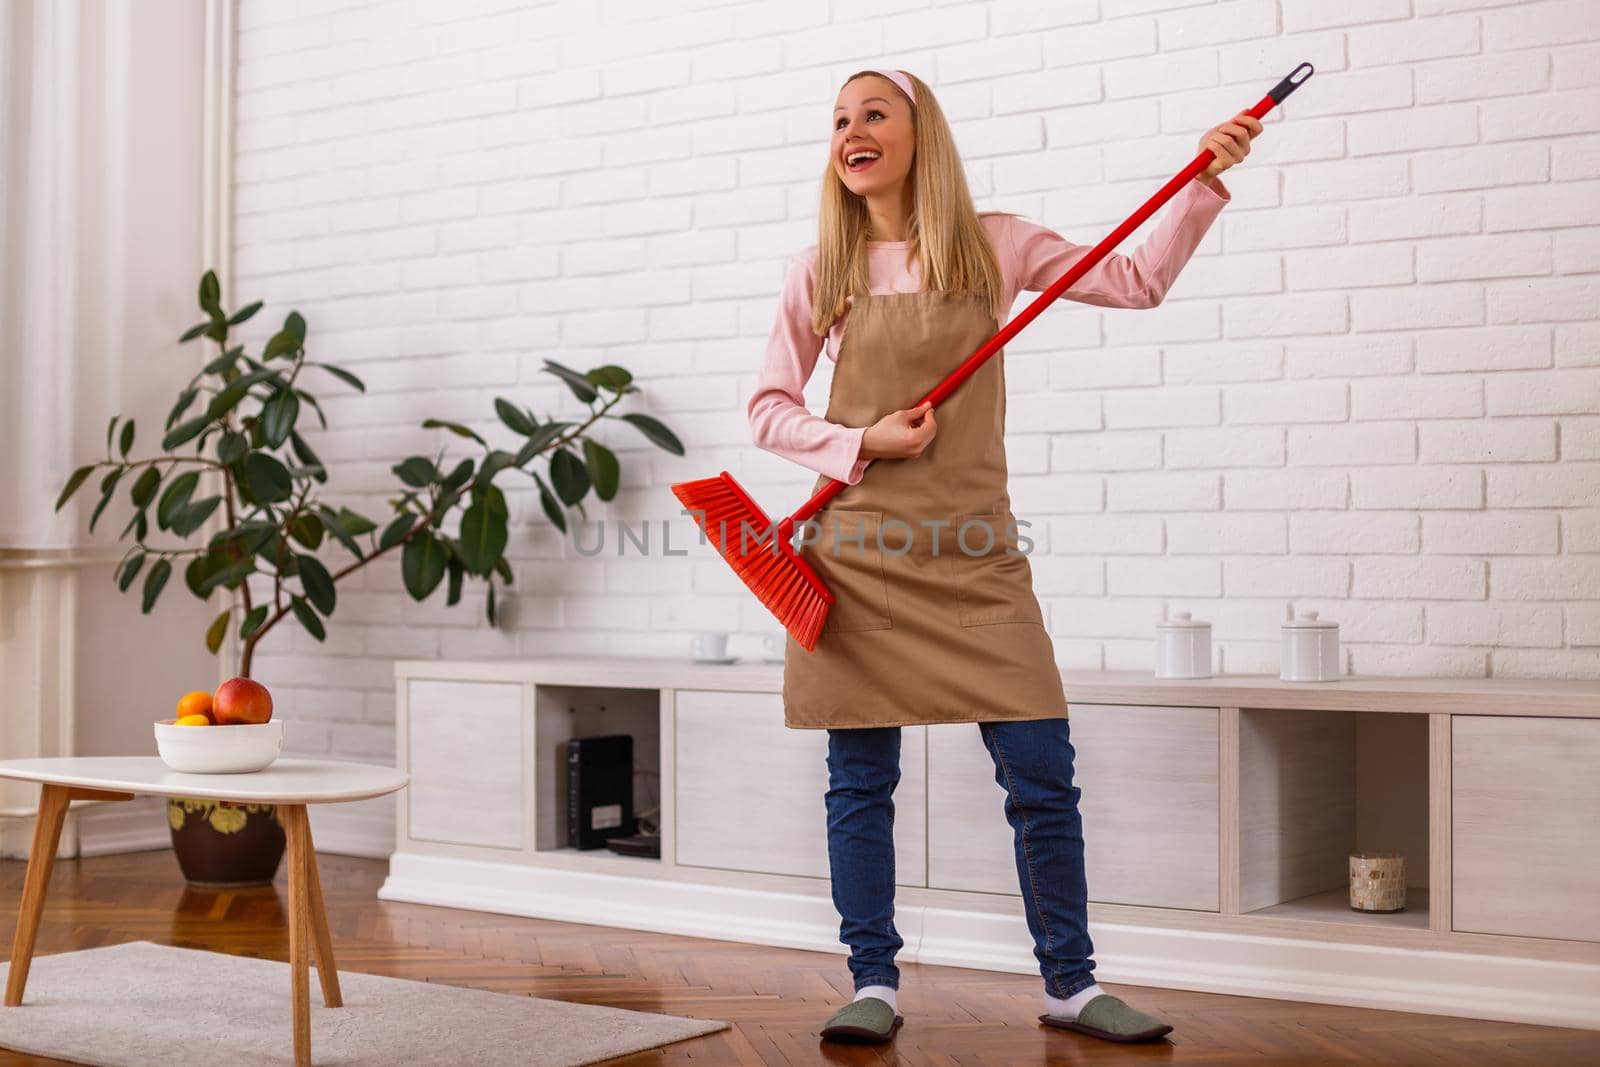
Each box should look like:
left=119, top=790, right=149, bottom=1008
left=231, top=0, right=1600, bottom=776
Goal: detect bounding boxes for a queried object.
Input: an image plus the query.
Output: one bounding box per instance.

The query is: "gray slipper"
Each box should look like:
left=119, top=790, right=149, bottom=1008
left=821, top=996, right=903, bottom=1043
left=1039, top=993, right=1173, bottom=1043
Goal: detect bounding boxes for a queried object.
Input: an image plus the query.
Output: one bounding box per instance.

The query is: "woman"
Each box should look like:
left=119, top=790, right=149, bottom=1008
left=746, top=68, right=1259, bottom=1046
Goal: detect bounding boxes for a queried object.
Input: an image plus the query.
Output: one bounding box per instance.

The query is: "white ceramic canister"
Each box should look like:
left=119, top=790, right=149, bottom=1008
left=1280, top=610, right=1341, bottom=681
left=1155, top=611, right=1212, bottom=678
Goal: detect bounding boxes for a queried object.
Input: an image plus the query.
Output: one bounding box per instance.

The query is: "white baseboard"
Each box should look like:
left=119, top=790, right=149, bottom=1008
left=379, top=850, right=1600, bottom=1032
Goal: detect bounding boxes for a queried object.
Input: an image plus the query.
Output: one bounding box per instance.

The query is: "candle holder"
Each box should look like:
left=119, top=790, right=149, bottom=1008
left=1349, top=851, right=1407, bottom=912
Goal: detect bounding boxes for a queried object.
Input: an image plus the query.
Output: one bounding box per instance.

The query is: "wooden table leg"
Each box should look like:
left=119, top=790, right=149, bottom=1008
left=300, top=809, right=342, bottom=1008
left=4, top=784, right=71, bottom=1007
left=282, top=803, right=312, bottom=1067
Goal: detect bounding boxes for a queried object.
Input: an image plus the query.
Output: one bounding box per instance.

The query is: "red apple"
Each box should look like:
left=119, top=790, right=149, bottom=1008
left=214, top=677, right=273, bottom=725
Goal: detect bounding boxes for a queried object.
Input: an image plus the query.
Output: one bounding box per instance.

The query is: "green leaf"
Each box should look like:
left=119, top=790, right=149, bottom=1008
left=162, top=415, right=210, bottom=451
left=244, top=452, right=293, bottom=503
left=379, top=512, right=415, bottom=551
left=185, top=551, right=223, bottom=597
left=531, top=472, right=566, bottom=533
left=117, top=552, right=145, bottom=592
left=583, top=439, right=619, bottom=501
left=543, top=359, right=598, bottom=404
left=56, top=464, right=97, bottom=511
left=473, top=449, right=519, bottom=490
left=446, top=557, right=464, bottom=606
left=458, top=503, right=509, bottom=577
left=586, top=364, right=633, bottom=391
left=166, top=388, right=200, bottom=431
left=217, top=431, right=248, bottom=464
left=205, top=609, right=230, bottom=654
left=157, top=470, right=200, bottom=529
left=422, top=417, right=485, bottom=446
left=493, top=553, right=513, bottom=586
left=201, top=556, right=257, bottom=594
left=513, top=421, right=571, bottom=465
left=259, top=390, right=299, bottom=449
left=290, top=595, right=326, bottom=642
left=107, top=415, right=118, bottom=453
left=295, top=389, right=327, bottom=430
left=262, top=532, right=296, bottom=574
left=550, top=448, right=589, bottom=505
left=401, top=533, right=448, bottom=600
left=290, top=512, right=324, bottom=549
left=205, top=368, right=276, bottom=421
left=481, top=483, right=508, bottom=517
left=141, top=558, right=172, bottom=614
left=171, top=496, right=222, bottom=537
left=227, top=300, right=263, bottom=326
left=297, top=554, right=337, bottom=615
left=486, top=581, right=497, bottom=627
left=289, top=431, right=326, bottom=484
left=118, top=419, right=135, bottom=458
left=239, top=604, right=269, bottom=640
left=619, top=412, right=684, bottom=455
left=179, top=321, right=210, bottom=343
left=131, top=467, right=163, bottom=509
left=393, top=456, right=438, bottom=487
left=441, top=458, right=476, bottom=494
left=203, top=346, right=244, bottom=376
left=317, top=508, right=365, bottom=560
left=334, top=507, right=378, bottom=536
left=284, top=311, right=306, bottom=344
left=262, top=329, right=298, bottom=360
left=198, top=271, right=221, bottom=315
left=312, top=362, right=365, bottom=392
left=494, top=397, right=535, bottom=436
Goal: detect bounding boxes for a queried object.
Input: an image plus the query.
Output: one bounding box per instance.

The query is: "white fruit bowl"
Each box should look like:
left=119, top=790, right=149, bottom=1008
left=154, top=719, right=284, bottom=773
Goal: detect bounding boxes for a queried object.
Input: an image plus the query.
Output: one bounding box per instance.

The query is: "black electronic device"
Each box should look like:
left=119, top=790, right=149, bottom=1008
left=565, top=734, right=634, bottom=850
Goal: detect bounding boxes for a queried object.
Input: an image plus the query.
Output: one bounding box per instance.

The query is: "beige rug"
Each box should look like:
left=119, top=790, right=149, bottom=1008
left=0, top=940, right=727, bottom=1066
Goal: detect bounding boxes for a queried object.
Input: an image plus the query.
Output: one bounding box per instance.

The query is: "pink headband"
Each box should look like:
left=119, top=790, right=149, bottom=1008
left=867, top=68, right=916, bottom=106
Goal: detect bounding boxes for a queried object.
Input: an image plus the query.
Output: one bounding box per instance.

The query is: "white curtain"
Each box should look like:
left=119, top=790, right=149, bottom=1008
left=0, top=0, right=213, bottom=848
left=0, top=0, right=206, bottom=549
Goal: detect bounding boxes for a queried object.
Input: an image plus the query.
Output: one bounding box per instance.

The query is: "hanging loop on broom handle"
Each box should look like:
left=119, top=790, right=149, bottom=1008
left=786, top=62, right=1313, bottom=530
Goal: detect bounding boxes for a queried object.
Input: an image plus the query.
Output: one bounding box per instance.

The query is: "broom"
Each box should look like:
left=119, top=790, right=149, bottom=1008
left=674, top=63, right=1314, bottom=651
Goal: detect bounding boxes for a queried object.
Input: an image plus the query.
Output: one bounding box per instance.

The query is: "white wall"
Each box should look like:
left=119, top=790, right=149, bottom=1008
left=229, top=0, right=1600, bottom=793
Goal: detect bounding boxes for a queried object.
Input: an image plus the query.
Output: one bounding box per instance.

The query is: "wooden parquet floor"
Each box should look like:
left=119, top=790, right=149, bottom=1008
left=3, top=848, right=1597, bottom=1066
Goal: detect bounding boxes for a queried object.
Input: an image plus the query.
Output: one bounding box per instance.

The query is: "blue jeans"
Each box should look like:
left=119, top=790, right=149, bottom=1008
left=824, top=716, right=1097, bottom=999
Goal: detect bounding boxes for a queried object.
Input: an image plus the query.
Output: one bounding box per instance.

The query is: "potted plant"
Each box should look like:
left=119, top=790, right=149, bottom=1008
left=55, top=271, right=684, bottom=885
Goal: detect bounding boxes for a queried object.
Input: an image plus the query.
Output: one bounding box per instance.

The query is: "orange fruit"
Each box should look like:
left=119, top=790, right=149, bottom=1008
left=174, top=714, right=213, bottom=726
left=176, top=690, right=214, bottom=723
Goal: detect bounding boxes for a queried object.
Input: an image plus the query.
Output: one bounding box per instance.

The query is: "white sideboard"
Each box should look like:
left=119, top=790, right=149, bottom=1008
left=380, top=657, right=1600, bottom=1030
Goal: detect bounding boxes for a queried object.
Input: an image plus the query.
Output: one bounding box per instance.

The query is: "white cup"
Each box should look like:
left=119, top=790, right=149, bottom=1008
left=762, top=633, right=785, bottom=661
left=691, top=632, right=729, bottom=661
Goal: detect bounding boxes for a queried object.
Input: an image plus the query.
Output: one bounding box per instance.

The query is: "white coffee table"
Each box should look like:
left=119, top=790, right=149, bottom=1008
left=0, top=756, right=408, bottom=1067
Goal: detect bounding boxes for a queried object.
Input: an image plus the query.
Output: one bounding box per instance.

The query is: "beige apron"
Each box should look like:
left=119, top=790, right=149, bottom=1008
left=783, top=288, right=1069, bottom=730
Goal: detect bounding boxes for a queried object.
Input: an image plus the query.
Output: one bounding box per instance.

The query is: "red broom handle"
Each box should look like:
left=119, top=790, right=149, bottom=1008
left=785, top=62, right=1313, bottom=530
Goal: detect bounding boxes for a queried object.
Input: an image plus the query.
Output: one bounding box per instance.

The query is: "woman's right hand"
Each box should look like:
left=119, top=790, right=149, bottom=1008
left=860, top=401, right=937, bottom=460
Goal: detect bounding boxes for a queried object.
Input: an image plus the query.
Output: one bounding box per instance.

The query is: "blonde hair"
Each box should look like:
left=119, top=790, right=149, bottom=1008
left=811, top=69, right=1018, bottom=336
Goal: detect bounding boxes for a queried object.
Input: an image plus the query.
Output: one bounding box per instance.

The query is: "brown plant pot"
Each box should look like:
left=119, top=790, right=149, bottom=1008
left=167, top=797, right=286, bottom=886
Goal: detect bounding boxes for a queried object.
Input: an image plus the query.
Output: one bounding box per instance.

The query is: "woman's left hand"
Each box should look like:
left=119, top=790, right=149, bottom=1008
left=1197, top=111, right=1264, bottom=183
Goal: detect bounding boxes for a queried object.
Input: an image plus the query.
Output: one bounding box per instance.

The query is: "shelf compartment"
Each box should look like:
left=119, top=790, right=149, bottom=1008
left=1239, top=707, right=1430, bottom=926
left=533, top=684, right=661, bottom=860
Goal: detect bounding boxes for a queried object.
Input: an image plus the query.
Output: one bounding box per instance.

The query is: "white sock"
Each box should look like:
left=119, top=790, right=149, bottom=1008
left=854, top=984, right=897, bottom=1012
left=1044, top=982, right=1106, bottom=1020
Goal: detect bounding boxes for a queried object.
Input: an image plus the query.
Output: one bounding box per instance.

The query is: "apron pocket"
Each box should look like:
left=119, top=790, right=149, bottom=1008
left=808, top=508, right=893, bottom=633
left=946, top=511, right=1045, bottom=628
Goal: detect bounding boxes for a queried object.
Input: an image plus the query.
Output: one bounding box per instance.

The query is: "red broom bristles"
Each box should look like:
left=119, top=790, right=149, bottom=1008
left=672, top=471, right=833, bottom=650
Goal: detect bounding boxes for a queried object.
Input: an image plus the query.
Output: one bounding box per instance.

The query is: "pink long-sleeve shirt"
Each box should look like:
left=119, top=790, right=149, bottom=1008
left=747, top=175, right=1231, bottom=486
